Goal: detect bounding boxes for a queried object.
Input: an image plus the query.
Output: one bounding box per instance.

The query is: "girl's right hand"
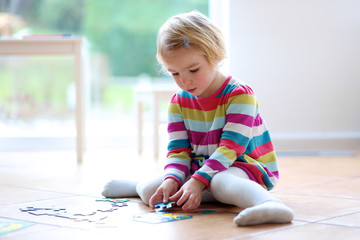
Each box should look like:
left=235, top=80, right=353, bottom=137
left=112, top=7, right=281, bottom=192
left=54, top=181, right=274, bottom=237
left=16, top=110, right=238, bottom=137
left=149, top=178, right=179, bottom=208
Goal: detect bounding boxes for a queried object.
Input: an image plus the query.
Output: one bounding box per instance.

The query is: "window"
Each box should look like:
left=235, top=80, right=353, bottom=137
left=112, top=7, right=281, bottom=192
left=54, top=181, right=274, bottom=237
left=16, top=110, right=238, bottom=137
left=0, top=0, right=209, bottom=151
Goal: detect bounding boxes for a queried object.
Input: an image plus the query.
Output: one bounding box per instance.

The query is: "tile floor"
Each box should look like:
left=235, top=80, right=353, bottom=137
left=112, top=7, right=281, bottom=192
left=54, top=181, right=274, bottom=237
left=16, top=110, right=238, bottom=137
left=0, top=150, right=359, bottom=240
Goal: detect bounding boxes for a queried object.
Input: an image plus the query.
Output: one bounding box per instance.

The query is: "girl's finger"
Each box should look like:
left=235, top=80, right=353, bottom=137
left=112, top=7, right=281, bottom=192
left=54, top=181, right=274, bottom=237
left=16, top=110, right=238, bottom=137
left=169, top=189, right=181, bottom=201
left=163, top=190, right=169, bottom=203
left=176, top=191, right=190, bottom=206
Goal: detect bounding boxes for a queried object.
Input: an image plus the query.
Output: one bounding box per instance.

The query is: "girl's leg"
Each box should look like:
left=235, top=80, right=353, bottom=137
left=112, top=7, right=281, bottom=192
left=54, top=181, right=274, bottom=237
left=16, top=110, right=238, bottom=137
left=135, top=176, right=163, bottom=204
left=102, top=179, right=138, bottom=198
left=102, top=176, right=163, bottom=205
left=210, top=167, right=294, bottom=226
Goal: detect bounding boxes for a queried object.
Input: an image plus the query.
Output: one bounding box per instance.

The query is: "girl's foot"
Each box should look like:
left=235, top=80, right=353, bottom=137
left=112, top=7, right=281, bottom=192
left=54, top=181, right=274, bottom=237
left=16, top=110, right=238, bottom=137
left=234, top=200, right=294, bottom=226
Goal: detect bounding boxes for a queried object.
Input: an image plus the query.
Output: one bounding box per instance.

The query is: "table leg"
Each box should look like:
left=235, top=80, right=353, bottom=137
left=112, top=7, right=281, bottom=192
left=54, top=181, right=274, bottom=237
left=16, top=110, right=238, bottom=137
left=137, top=100, right=143, bottom=155
left=75, top=42, right=85, bottom=164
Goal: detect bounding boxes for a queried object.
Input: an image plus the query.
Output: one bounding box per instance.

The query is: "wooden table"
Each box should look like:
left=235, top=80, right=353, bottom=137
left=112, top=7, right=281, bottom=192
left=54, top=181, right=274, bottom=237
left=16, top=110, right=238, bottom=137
left=0, top=38, right=87, bottom=163
left=135, top=84, right=176, bottom=159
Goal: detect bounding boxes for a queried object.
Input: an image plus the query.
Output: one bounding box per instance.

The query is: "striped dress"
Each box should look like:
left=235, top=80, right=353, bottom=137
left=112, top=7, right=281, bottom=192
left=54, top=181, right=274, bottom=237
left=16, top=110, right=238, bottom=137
left=164, top=76, right=279, bottom=191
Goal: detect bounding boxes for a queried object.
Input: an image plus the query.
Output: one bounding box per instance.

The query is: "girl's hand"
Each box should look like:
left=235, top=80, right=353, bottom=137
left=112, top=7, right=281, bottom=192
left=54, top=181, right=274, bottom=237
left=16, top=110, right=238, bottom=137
left=169, top=178, right=206, bottom=212
left=149, top=178, right=179, bottom=209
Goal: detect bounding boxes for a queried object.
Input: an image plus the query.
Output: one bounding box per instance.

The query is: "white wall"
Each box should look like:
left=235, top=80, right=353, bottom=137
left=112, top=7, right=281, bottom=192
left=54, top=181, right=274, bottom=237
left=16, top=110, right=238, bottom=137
left=211, top=0, right=360, bottom=152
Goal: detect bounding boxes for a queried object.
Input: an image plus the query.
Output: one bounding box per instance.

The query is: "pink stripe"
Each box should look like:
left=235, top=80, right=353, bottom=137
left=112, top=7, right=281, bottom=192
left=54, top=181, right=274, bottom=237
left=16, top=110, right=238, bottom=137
left=168, top=122, right=186, bottom=132
left=170, top=93, right=181, bottom=103
left=249, top=141, right=274, bottom=159
left=192, top=174, right=210, bottom=188
left=180, top=97, right=223, bottom=111
left=232, top=164, right=257, bottom=182
left=219, top=139, right=246, bottom=156
left=206, top=159, right=228, bottom=172
left=226, top=113, right=254, bottom=127
left=173, top=77, right=233, bottom=112
left=273, top=171, right=279, bottom=179
left=188, top=129, right=222, bottom=145
left=253, top=114, right=263, bottom=127
left=266, top=169, right=279, bottom=179
left=231, top=84, right=254, bottom=96
left=164, top=163, right=188, bottom=174
left=164, top=175, right=182, bottom=186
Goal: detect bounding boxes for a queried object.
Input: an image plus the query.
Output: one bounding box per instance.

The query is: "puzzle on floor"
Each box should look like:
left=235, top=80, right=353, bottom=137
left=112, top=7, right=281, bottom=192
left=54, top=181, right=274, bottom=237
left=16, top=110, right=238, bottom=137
left=192, top=209, right=218, bottom=214
left=154, top=200, right=176, bottom=212
left=133, top=212, right=192, bottom=224
left=96, top=198, right=130, bottom=208
left=19, top=198, right=129, bottom=224
left=0, top=221, right=34, bottom=235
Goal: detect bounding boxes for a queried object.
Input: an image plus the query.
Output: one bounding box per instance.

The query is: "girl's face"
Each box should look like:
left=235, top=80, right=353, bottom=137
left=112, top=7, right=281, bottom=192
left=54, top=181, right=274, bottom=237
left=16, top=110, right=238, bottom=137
left=162, top=48, right=224, bottom=98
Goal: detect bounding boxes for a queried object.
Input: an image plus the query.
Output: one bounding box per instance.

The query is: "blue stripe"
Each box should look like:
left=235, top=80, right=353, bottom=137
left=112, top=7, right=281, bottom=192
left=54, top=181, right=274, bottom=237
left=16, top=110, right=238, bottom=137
left=226, top=104, right=257, bottom=116
left=184, top=117, right=225, bottom=132
left=209, top=151, right=234, bottom=168
left=255, top=165, right=274, bottom=190
left=253, top=131, right=271, bottom=146
left=178, top=90, right=196, bottom=99
left=222, top=130, right=250, bottom=146
left=244, top=131, right=271, bottom=155
left=216, top=84, right=237, bottom=98
left=194, top=170, right=212, bottom=182
left=168, top=113, right=183, bottom=123
left=167, top=139, right=191, bottom=150
left=264, top=161, right=278, bottom=172
left=244, top=139, right=256, bottom=155
left=165, top=173, right=183, bottom=185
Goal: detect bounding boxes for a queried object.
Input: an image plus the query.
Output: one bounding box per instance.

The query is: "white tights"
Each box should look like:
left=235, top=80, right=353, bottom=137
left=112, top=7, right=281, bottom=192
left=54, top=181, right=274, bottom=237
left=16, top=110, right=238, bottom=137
left=102, top=167, right=294, bottom=226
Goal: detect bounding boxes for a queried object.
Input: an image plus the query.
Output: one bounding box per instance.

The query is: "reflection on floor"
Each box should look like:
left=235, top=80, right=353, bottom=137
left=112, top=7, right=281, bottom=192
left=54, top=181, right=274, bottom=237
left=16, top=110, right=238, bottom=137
left=0, top=150, right=359, bottom=239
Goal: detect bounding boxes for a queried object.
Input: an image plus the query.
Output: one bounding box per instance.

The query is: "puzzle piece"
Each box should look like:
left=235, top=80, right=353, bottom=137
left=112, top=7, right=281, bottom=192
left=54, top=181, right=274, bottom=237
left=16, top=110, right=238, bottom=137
left=73, top=211, right=97, bottom=216
left=133, top=212, right=192, bottom=224
left=53, top=211, right=77, bottom=219
left=96, top=198, right=130, bottom=203
left=192, top=209, right=218, bottom=214
left=154, top=201, right=176, bottom=212
left=0, top=221, right=34, bottom=235
left=28, top=210, right=56, bottom=216
left=97, top=207, right=118, bottom=213
left=19, top=206, right=66, bottom=212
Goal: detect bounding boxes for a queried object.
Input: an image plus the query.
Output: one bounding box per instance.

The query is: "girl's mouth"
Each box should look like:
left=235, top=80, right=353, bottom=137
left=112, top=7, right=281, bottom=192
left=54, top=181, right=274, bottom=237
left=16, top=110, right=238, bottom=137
left=187, top=88, right=196, bottom=93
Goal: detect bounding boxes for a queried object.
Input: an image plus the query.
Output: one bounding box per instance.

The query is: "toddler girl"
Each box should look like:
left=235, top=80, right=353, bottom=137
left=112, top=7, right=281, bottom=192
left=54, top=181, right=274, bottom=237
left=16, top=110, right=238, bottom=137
left=102, top=11, right=294, bottom=226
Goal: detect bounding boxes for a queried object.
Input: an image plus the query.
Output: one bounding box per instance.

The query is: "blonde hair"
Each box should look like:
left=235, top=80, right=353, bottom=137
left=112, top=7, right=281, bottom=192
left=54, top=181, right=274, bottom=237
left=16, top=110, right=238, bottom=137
left=156, top=11, right=226, bottom=68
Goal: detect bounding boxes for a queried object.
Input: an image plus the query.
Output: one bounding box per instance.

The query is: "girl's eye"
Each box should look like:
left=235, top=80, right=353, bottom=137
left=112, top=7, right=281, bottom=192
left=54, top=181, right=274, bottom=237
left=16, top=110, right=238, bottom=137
left=171, top=72, right=179, bottom=76
left=190, top=68, right=199, bottom=73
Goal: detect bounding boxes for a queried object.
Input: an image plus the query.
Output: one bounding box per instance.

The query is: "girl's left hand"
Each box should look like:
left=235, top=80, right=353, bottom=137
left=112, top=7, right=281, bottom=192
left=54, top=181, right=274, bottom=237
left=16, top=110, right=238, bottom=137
left=169, top=178, right=206, bottom=212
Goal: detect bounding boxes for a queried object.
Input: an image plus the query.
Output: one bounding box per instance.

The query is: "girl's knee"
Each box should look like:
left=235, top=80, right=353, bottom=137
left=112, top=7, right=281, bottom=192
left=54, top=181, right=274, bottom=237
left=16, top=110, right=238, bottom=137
left=136, top=176, right=163, bottom=205
left=209, top=171, right=231, bottom=195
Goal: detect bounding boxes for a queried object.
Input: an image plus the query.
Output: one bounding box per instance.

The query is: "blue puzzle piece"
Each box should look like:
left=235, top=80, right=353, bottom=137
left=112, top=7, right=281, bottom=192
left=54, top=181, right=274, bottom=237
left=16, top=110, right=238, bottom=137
left=154, top=201, right=176, bottom=212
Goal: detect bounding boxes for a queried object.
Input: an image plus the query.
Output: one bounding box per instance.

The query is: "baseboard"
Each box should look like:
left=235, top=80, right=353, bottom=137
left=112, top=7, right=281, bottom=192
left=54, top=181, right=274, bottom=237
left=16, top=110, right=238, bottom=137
left=1, top=132, right=359, bottom=153
left=0, top=137, right=76, bottom=151
left=272, top=132, right=360, bottom=153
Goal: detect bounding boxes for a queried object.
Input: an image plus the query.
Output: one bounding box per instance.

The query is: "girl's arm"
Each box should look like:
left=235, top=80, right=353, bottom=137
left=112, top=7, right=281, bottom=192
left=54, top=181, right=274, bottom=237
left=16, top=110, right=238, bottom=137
left=163, top=93, right=192, bottom=187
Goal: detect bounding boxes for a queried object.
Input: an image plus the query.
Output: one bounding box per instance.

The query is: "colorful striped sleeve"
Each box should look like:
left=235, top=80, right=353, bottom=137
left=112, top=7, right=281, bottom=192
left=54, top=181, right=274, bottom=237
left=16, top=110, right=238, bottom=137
left=164, top=93, right=192, bottom=186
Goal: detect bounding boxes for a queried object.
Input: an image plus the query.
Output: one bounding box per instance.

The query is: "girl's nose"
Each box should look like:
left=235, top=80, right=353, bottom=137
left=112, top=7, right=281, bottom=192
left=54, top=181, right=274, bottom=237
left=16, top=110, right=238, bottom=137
left=180, top=75, right=191, bottom=86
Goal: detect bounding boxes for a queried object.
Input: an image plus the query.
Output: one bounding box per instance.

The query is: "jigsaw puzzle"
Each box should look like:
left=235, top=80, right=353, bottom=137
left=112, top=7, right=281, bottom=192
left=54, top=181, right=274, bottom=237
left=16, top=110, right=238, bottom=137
left=154, top=201, right=176, bottom=212
left=0, top=221, right=34, bottom=235
left=19, top=198, right=217, bottom=226
left=19, top=198, right=130, bottom=224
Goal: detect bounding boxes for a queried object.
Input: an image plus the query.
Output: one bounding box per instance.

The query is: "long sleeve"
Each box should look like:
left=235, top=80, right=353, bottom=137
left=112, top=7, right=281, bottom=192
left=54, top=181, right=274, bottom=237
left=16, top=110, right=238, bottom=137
left=164, top=93, right=192, bottom=186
